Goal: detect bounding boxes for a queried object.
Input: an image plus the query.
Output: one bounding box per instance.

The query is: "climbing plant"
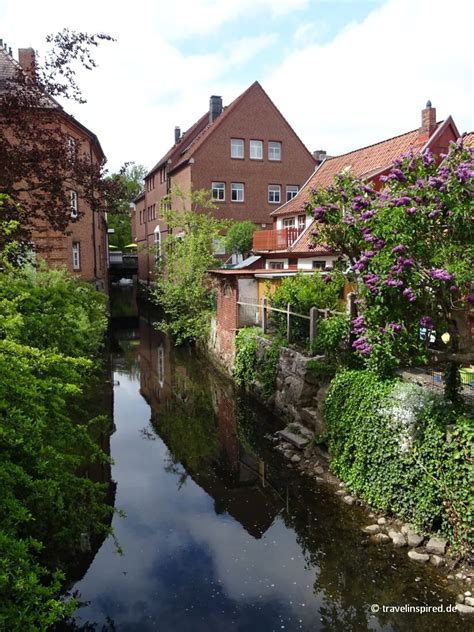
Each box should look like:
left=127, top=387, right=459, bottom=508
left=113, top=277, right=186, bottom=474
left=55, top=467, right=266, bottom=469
left=324, top=369, right=473, bottom=555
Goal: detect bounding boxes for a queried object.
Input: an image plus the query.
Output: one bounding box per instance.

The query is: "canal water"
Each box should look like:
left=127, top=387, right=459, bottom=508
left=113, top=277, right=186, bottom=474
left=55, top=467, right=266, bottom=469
left=63, top=290, right=471, bottom=631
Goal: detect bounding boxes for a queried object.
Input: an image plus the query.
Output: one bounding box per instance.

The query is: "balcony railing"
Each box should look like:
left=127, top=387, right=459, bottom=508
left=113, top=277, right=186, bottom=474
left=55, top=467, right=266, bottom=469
left=252, top=227, right=300, bottom=251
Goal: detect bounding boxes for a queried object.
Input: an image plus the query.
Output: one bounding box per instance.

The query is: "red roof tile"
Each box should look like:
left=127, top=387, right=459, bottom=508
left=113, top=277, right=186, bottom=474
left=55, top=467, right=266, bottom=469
left=288, top=221, right=332, bottom=254
left=463, top=132, right=474, bottom=147
left=271, top=123, right=443, bottom=217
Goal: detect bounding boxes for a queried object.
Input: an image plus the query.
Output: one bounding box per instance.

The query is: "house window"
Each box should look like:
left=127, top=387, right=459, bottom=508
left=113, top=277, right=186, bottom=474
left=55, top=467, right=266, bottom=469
left=70, top=190, right=78, bottom=218
left=231, top=183, right=244, bottom=202
left=298, top=214, right=306, bottom=231
left=269, top=261, right=284, bottom=270
left=231, top=138, right=244, bottom=159
left=212, top=182, right=225, bottom=201
left=67, top=136, right=77, bottom=161
left=287, top=185, right=298, bottom=201
left=72, top=242, right=80, bottom=270
left=213, top=237, right=226, bottom=255
left=250, top=140, right=263, bottom=160
left=154, top=229, right=161, bottom=263
left=312, top=260, right=326, bottom=270
left=268, top=185, right=281, bottom=204
left=268, top=141, right=281, bottom=161
left=282, top=217, right=295, bottom=228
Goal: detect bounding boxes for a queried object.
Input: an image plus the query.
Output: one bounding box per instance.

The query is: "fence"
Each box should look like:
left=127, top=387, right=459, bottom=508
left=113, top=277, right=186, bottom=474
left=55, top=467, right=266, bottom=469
left=236, top=293, right=356, bottom=346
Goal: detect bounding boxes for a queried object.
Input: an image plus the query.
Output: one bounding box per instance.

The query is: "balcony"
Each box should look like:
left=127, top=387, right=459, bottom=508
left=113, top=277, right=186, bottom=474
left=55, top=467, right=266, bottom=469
left=252, top=227, right=300, bottom=251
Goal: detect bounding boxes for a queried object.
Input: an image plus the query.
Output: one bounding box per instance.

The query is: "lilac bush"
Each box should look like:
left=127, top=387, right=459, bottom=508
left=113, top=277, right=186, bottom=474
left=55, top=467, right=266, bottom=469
left=306, top=141, right=474, bottom=375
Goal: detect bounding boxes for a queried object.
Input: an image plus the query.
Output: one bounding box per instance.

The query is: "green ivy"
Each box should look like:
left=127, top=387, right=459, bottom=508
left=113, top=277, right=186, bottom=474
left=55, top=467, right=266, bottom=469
left=324, top=369, right=473, bottom=555
left=234, top=328, right=260, bottom=386
left=260, top=335, right=285, bottom=397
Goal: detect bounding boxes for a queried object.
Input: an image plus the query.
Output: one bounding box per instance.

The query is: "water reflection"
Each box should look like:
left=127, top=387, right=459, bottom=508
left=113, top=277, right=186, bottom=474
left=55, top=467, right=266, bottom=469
left=63, top=292, right=471, bottom=631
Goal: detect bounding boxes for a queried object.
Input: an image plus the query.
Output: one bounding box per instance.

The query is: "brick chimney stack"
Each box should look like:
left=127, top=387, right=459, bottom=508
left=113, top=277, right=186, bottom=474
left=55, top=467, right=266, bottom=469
left=420, top=100, right=437, bottom=139
left=209, top=95, right=223, bottom=124
left=18, top=47, right=36, bottom=76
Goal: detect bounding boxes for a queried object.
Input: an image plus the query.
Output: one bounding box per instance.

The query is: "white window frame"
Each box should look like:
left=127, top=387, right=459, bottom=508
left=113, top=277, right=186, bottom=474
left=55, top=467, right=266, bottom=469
left=267, top=259, right=287, bottom=270
left=250, top=140, right=263, bottom=160
left=154, top=227, right=161, bottom=263
left=312, top=260, right=326, bottom=270
left=268, top=141, right=281, bottom=161
left=70, top=190, right=78, bottom=218
left=298, top=214, right=306, bottom=231
left=231, top=183, right=244, bottom=202
left=286, top=185, right=298, bottom=201
left=230, top=138, right=244, bottom=159
left=212, top=182, right=225, bottom=201
left=282, top=217, right=296, bottom=228
left=268, top=185, right=281, bottom=204
left=72, top=242, right=80, bottom=270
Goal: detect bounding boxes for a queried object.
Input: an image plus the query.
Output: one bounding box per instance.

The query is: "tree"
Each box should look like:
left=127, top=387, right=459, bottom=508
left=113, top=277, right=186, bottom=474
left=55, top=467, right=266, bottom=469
left=305, top=141, right=474, bottom=377
left=105, top=163, right=146, bottom=251
left=0, top=29, right=115, bottom=246
left=225, top=220, right=255, bottom=256
left=151, top=187, right=228, bottom=344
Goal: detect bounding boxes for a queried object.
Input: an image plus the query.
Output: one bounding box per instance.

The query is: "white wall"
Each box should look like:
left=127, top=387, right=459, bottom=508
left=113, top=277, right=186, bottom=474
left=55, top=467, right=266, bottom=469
left=297, top=257, right=336, bottom=270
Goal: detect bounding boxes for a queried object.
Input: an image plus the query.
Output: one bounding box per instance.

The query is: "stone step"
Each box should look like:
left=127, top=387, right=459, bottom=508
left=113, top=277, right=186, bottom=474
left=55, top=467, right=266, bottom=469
left=276, top=429, right=310, bottom=450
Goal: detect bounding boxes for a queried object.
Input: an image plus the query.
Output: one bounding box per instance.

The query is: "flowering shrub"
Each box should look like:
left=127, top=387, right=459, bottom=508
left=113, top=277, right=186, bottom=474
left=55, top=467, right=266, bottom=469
left=306, top=141, right=474, bottom=375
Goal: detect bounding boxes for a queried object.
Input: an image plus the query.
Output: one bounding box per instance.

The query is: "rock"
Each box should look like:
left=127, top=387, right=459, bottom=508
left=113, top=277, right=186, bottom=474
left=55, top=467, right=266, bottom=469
left=388, top=530, right=407, bottom=547
left=430, top=555, right=445, bottom=567
left=368, top=512, right=375, bottom=519
left=303, top=447, right=313, bottom=458
left=455, top=603, right=474, bottom=615
left=314, top=465, right=324, bottom=475
left=455, top=572, right=467, bottom=581
left=408, top=550, right=430, bottom=563
left=338, top=482, right=345, bottom=488
left=465, top=591, right=472, bottom=597
left=283, top=450, right=293, bottom=459
left=456, top=594, right=465, bottom=604
left=465, top=597, right=474, bottom=607
left=377, top=517, right=386, bottom=525
left=401, top=523, right=415, bottom=535
left=426, top=537, right=447, bottom=556
left=362, top=525, right=380, bottom=534
left=291, top=454, right=301, bottom=464
left=371, top=533, right=391, bottom=544
left=343, top=495, right=355, bottom=505
left=335, top=489, right=346, bottom=496
left=406, top=532, right=424, bottom=548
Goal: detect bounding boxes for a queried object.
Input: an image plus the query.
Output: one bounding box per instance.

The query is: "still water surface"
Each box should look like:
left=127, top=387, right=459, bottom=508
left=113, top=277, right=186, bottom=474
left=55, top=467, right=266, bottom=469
left=65, top=296, right=471, bottom=631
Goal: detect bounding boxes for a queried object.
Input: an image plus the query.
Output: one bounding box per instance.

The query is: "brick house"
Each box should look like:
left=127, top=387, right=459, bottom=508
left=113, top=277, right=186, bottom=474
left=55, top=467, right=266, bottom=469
left=210, top=103, right=463, bottom=366
left=134, top=81, right=316, bottom=283
left=0, top=44, right=108, bottom=290
left=253, top=102, right=460, bottom=271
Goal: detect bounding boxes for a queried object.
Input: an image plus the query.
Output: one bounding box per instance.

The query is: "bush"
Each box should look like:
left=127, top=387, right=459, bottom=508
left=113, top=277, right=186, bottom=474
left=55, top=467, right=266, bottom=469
left=234, top=327, right=260, bottom=386
left=225, top=220, right=255, bottom=256
left=311, top=313, right=350, bottom=361
left=270, top=272, right=344, bottom=343
left=324, top=370, right=473, bottom=554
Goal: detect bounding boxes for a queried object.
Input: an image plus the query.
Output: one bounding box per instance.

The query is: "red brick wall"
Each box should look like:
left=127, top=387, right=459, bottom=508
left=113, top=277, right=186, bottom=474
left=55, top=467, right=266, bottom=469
left=213, top=276, right=239, bottom=367
left=192, top=84, right=316, bottom=225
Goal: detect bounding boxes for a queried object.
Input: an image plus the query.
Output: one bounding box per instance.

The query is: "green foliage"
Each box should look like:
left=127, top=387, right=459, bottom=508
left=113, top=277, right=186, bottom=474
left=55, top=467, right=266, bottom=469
left=0, top=265, right=111, bottom=629
left=260, top=335, right=285, bottom=397
left=106, top=163, right=147, bottom=251
left=270, top=272, right=344, bottom=342
left=151, top=188, right=228, bottom=344
left=311, top=314, right=350, bottom=362
left=234, top=327, right=260, bottom=387
left=0, top=265, right=107, bottom=358
left=225, top=220, right=256, bottom=255
left=307, top=358, right=337, bottom=379
left=324, top=370, right=473, bottom=554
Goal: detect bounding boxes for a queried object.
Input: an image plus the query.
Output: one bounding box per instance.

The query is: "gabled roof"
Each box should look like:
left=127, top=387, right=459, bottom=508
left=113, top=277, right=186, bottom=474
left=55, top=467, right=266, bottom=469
left=271, top=119, right=451, bottom=217
left=463, top=131, right=474, bottom=147
left=288, top=223, right=331, bottom=255
left=147, top=81, right=315, bottom=178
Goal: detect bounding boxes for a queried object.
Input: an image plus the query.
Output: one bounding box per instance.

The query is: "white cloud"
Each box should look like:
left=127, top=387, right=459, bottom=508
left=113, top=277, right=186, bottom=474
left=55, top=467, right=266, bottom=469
left=0, top=0, right=472, bottom=172
left=267, top=0, right=473, bottom=156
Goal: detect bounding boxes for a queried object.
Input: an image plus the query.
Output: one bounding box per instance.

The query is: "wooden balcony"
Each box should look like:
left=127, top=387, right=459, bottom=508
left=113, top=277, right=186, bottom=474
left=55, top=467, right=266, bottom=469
left=252, top=227, right=300, bottom=251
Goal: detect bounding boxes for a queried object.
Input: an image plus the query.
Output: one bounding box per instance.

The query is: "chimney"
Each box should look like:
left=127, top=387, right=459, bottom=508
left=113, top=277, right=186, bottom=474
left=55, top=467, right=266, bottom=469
left=174, top=126, right=181, bottom=143
left=420, top=100, right=437, bottom=138
left=312, top=149, right=327, bottom=166
left=209, top=95, right=223, bottom=124
left=18, top=47, right=36, bottom=76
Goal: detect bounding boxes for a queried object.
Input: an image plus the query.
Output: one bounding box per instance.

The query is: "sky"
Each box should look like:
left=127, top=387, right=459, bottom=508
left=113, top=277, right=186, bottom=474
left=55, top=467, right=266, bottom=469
left=0, top=0, right=472, bottom=173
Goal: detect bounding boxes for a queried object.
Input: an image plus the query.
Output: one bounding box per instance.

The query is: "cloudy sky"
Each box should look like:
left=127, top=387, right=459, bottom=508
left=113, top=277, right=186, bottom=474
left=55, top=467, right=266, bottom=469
left=1, top=0, right=472, bottom=172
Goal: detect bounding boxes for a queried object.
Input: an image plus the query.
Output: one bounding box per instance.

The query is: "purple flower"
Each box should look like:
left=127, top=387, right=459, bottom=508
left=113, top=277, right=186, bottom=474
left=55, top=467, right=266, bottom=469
left=428, top=176, right=445, bottom=191
left=449, top=285, right=459, bottom=293
left=455, top=163, right=474, bottom=184
left=389, top=322, right=402, bottom=333
left=430, top=268, right=454, bottom=282
left=351, top=196, right=369, bottom=212
left=373, top=239, right=386, bottom=252
left=402, top=287, right=417, bottom=302
left=391, top=168, right=407, bottom=182
left=392, top=245, right=406, bottom=254
left=428, top=209, right=441, bottom=219
left=405, top=206, right=417, bottom=216
left=399, top=257, right=414, bottom=269
left=464, top=281, right=472, bottom=289
left=420, top=316, right=433, bottom=328
left=342, top=214, right=356, bottom=225
left=422, top=150, right=434, bottom=166
left=360, top=210, right=376, bottom=220
left=363, top=250, right=375, bottom=259
left=323, top=275, right=332, bottom=284
left=385, top=277, right=403, bottom=288
left=363, top=233, right=375, bottom=242
left=467, top=294, right=474, bottom=305
left=393, top=196, right=412, bottom=207
left=313, top=206, right=327, bottom=221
